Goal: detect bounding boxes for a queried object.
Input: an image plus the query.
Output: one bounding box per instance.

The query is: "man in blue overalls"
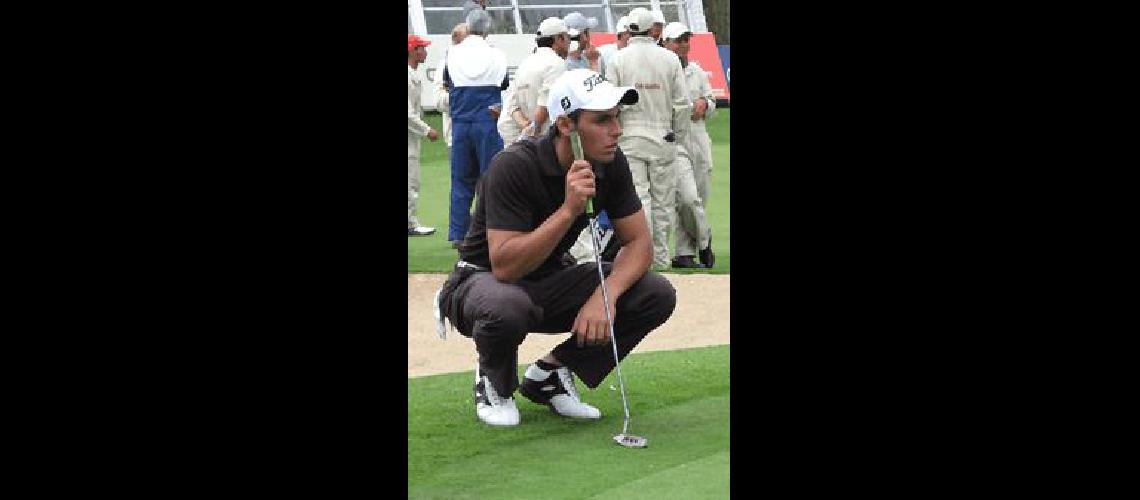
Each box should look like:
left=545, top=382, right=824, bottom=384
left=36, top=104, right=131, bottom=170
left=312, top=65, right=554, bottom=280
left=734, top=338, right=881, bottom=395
left=444, top=9, right=510, bottom=247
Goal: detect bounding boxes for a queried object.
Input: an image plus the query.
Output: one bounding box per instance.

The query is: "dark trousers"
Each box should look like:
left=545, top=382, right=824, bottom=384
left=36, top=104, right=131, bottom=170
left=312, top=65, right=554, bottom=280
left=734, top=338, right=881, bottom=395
left=442, top=263, right=676, bottom=398
left=448, top=120, right=503, bottom=242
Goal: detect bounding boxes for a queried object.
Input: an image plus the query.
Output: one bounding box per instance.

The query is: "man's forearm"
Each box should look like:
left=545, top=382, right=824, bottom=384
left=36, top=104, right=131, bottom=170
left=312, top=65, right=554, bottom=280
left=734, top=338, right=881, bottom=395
left=409, top=115, right=431, bottom=137
left=490, top=206, right=578, bottom=282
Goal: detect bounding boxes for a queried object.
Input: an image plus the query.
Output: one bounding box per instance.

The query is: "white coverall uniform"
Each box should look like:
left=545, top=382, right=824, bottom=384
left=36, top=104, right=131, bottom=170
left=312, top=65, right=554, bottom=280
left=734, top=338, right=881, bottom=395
left=408, top=64, right=433, bottom=230
left=605, top=36, right=692, bottom=268
left=435, top=56, right=453, bottom=149
left=596, top=43, right=618, bottom=82
left=674, top=60, right=718, bottom=258
left=500, top=46, right=566, bottom=146
left=496, top=83, right=524, bottom=148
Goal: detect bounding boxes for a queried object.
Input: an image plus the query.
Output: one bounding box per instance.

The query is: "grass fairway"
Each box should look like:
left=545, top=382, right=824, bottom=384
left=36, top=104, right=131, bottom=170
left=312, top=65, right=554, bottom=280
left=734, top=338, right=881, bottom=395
left=408, top=345, right=730, bottom=499
left=408, top=110, right=731, bottom=274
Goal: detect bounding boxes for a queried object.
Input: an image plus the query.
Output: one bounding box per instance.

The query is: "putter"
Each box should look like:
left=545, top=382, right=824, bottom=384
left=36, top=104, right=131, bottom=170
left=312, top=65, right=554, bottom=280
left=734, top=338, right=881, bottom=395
left=571, top=129, right=648, bottom=449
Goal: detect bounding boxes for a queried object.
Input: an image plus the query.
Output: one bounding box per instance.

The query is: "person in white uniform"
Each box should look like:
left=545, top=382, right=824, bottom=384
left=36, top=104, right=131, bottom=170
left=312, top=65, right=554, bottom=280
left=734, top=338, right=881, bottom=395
left=563, top=12, right=600, bottom=72
left=604, top=7, right=692, bottom=269
left=496, top=84, right=527, bottom=148
left=596, top=15, right=631, bottom=79
left=409, top=34, right=440, bottom=236
left=662, top=22, right=716, bottom=268
left=497, top=17, right=570, bottom=147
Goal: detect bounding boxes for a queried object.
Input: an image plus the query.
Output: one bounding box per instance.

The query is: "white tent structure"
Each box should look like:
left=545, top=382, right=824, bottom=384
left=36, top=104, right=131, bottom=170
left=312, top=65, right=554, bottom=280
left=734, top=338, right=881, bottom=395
left=408, top=1, right=710, bottom=110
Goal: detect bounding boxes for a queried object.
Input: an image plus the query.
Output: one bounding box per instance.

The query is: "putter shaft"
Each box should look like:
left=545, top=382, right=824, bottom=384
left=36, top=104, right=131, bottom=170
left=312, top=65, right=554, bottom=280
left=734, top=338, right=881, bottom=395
left=572, top=129, right=635, bottom=439
left=588, top=216, right=633, bottom=437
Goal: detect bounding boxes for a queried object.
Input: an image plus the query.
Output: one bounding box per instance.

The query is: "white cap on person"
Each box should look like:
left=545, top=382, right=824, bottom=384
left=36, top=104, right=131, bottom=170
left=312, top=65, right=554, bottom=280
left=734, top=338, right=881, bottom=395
left=537, top=17, right=569, bottom=37
left=662, top=22, right=691, bottom=41
left=547, top=69, right=639, bottom=122
left=563, top=12, right=598, bottom=31
left=615, top=16, right=631, bottom=34
left=651, top=9, right=666, bottom=25
left=627, top=8, right=655, bottom=33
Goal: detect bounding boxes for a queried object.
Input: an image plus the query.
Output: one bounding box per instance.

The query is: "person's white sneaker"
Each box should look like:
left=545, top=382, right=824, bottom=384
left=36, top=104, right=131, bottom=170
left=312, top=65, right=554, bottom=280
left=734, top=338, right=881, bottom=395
left=474, top=369, right=520, bottom=426
left=408, top=226, right=436, bottom=236
left=519, top=365, right=602, bottom=419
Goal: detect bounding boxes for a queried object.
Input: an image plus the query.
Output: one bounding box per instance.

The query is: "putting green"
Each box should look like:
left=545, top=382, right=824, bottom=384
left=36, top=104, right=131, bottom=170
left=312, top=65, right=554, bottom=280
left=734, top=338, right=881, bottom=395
left=586, top=450, right=730, bottom=499
left=408, top=345, right=730, bottom=499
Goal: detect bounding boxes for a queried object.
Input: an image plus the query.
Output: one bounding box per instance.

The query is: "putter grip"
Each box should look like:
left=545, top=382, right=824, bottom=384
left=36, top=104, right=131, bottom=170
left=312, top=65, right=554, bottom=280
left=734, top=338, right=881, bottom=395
left=570, top=130, right=594, bottom=215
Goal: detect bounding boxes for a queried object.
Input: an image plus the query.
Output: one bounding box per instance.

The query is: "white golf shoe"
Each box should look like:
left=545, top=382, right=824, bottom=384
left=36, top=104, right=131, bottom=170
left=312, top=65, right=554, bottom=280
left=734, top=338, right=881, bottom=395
left=474, top=369, right=520, bottom=427
left=519, top=365, right=602, bottom=419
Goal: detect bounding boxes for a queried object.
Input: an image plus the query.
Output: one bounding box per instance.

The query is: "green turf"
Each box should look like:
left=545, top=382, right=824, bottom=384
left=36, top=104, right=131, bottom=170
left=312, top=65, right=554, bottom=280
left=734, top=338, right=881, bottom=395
left=408, top=110, right=730, bottom=274
left=586, top=450, right=730, bottom=499
left=408, top=344, right=730, bottom=499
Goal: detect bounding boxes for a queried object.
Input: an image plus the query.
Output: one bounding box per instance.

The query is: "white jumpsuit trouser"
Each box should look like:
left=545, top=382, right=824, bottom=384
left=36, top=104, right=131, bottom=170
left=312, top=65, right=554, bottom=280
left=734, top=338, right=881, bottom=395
left=621, top=135, right=677, bottom=269
left=686, top=120, right=715, bottom=228
left=408, top=134, right=422, bottom=230
left=409, top=65, right=433, bottom=231
left=672, top=142, right=711, bottom=257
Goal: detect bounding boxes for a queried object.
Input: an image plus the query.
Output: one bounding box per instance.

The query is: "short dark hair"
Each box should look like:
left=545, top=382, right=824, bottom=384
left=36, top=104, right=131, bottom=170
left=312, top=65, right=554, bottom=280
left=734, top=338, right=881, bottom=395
left=537, top=36, right=555, bottom=48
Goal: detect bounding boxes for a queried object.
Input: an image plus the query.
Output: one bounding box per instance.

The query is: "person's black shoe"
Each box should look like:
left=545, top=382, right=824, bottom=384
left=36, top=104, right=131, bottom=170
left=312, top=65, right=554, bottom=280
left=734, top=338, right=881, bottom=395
left=671, top=255, right=704, bottom=269
left=699, top=237, right=715, bottom=269
left=519, top=365, right=601, bottom=419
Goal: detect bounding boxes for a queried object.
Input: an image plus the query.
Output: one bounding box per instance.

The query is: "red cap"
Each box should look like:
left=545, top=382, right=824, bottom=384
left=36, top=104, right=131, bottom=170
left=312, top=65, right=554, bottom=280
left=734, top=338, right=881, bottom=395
left=408, top=35, right=432, bottom=52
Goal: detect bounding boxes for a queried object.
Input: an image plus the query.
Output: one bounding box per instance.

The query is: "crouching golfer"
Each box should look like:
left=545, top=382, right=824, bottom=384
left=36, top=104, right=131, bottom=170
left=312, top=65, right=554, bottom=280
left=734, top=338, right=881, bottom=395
left=435, top=69, right=677, bottom=426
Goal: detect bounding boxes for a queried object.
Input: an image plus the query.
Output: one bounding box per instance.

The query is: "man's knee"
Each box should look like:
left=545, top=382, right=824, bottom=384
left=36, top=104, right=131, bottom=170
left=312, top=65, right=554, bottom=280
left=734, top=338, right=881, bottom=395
left=625, top=272, right=677, bottom=322
left=471, top=287, right=538, bottom=339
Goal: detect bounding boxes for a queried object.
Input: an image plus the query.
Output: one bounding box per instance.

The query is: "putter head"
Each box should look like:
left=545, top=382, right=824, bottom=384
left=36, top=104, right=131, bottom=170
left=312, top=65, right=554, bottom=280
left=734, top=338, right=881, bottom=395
left=613, top=434, right=648, bottom=448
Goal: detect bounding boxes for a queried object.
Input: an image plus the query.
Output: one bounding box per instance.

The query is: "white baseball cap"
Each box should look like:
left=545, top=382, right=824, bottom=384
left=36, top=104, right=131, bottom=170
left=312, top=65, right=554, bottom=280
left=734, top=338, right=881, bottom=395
left=627, top=7, right=655, bottom=33
left=662, top=22, right=691, bottom=41
left=563, top=12, right=598, bottom=31
left=537, top=17, right=568, bottom=37
left=615, top=16, right=631, bottom=34
left=651, top=9, right=666, bottom=25
left=547, top=69, right=639, bottom=121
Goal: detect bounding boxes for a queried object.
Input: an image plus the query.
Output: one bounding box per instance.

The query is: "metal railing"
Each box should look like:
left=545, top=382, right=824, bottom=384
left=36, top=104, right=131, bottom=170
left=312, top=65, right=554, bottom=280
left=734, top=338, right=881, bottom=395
left=409, top=0, right=700, bottom=35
